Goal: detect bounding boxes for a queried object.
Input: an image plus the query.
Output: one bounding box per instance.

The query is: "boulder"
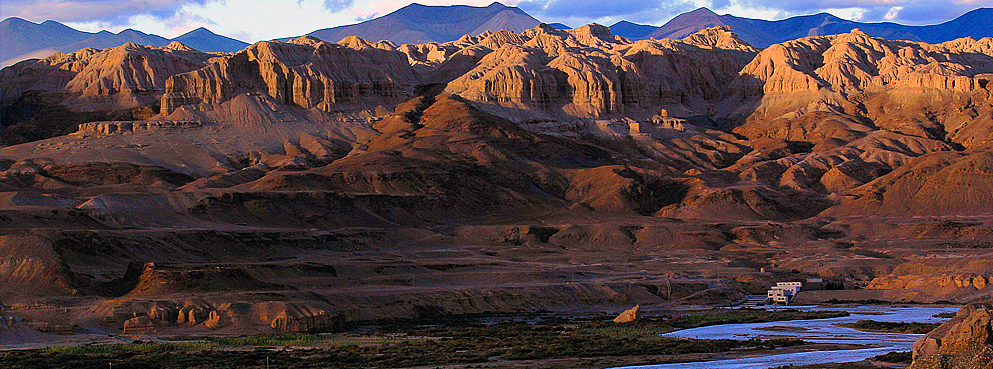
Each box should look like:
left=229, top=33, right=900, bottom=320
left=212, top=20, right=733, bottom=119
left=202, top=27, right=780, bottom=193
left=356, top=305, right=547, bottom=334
left=122, top=316, right=155, bottom=334
left=911, top=303, right=993, bottom=368
left=148, top=304, right=179, bottom=323
left=938, top=276, right=953, bottom=287
left=254, top=302, right=344, bottom=332
left=177, top=304, right=210, bottom=326
left=187, top=308, right=210, bottom=326
left=975, top=277, right=987, bottom=290
left=955, top=275, right=968, bottom=288
left=0, top=315, right=18, bottom=331
left=204, top=310, right=223, bottom=329
left=613, top=305, right=640, bottom=323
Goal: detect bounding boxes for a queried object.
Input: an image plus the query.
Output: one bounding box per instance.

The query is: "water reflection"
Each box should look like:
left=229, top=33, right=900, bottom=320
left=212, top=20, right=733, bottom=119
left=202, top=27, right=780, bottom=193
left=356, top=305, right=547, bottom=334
left=612, top=304, right=958, bottom=369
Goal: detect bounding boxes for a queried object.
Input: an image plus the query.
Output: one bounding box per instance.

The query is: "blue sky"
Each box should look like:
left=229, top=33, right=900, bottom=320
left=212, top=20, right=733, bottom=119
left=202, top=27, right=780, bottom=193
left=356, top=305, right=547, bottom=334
left=1, top=0, right=990, bottom=42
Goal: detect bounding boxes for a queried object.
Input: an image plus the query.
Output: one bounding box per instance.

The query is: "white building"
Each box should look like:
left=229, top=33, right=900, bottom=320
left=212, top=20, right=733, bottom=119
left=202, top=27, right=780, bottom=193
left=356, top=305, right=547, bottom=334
left=766, top=281, right=804, bottom=305
left=767, top=288, right=790, bottom=304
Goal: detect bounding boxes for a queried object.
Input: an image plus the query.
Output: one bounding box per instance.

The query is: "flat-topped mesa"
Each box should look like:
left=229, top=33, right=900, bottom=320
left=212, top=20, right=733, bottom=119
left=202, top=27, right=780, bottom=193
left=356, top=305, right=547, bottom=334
left=77, top=121, right=204, bottom=135
left=161, top=37, right=418, bottom=115
left=569, top=23, right=612, bottom=36
left=566, top=23, right=629, bottom=46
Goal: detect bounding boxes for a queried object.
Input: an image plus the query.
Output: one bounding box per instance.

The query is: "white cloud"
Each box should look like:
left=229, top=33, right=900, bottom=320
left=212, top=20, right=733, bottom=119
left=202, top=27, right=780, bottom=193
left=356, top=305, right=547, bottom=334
left=3, top=0, right=992, bottom=42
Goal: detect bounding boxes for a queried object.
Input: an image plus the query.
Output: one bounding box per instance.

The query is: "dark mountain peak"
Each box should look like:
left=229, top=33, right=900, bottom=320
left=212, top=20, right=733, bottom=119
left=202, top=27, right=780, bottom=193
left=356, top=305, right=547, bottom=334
left=0, top=17, right=37, bottom=31
left=611, top=20, right=638, bottom=27
left=686, top=7, right=718, bottom=16
left=306, top=1, right=538, bottom=45
left=796, top=12, right=844, bottom=23
left=951, top=7, right=993, bottom=21
left=609, top=20, right=661, bottom=39
left=664, top=7, right=726, bottom=28
left=118, top=28, right=144, bottom=35
left=1, top=17, right=31, bottom=25
left=396, top=2, right=429, bottom=11
left=961, top=7, right=993, bottom=15
left=1, top=17, right=244, bottom=66
left=630, top=5, right=992, bottom=47
left=171, top=26, right=249, bottom=53
left=179, top=27, right=217, bottom=37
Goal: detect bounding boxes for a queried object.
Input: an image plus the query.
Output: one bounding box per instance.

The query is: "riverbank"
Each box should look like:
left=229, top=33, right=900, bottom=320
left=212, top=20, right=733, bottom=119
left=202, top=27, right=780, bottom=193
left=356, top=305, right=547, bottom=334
left=618, top=305, right=958, bottom=369
left=0, top=309, right=847, bottom=368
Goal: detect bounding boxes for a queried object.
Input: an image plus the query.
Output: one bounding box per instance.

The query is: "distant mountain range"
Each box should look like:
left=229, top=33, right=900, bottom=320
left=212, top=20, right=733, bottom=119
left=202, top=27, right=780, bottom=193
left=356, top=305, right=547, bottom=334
left=610, top=7, right=993, bottom=47
left=0, top=17, right=248, bottom=67
left=3, top=2, right=992, bottom=68
left=306, top=2, right=540, bottom=45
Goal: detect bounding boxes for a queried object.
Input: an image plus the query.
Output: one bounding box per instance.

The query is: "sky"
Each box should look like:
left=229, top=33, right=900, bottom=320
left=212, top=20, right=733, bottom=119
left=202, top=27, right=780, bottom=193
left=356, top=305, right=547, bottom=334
left=1, top=0, right=991, bottom=42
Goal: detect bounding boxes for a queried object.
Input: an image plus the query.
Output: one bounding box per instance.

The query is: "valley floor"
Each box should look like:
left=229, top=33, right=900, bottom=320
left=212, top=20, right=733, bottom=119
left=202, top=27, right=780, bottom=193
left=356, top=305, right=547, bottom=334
left=3, top=308, right=909, bottom=369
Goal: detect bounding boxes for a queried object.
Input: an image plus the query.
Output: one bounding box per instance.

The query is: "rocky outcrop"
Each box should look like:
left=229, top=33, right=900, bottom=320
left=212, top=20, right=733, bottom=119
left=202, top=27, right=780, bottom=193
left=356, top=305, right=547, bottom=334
left=77, top=120, right=203, bottom=134
left=724, top=30, right=993, bottom=148
left=731, top=30, right=993, bottom=98
left=161, top=37, right=418, bottom=114
left=254, top=302, right=344, bottom=332
left=1, top=43, right=215, bottom=108
left=446, top=25, right=757, bottom=119
left=126, top=263, right=284, bottom=296
left=613, top=305, right=640, bottom=323
left=0, top=307, right=18, bottom=332
left=122, top=316, right=155, bottom=334
left=102, top=300, right=236, bottom=331
left=911, top=303, right=993, bottom=369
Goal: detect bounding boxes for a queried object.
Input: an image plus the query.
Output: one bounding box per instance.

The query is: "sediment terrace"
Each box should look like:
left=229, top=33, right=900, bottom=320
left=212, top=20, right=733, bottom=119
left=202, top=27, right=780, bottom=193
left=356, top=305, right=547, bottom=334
left=77, top=121, right=204, bottom=134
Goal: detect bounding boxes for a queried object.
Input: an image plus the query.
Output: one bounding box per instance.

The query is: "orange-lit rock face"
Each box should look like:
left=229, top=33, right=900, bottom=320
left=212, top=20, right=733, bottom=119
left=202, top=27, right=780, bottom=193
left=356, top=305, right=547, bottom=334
left=161, top=37, right=417, bottom=115
left=445, top=25, right=756, bottom=119
left=5, top=20, right=993, bottom=347
left=911, top=303, right=993, bottom=369
left=613, top=305, right=640, bottom=323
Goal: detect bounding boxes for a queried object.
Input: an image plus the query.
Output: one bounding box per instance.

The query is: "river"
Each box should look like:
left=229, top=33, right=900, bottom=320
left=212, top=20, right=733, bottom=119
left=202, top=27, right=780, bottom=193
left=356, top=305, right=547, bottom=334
left=612, top=303, right=959, bottom=369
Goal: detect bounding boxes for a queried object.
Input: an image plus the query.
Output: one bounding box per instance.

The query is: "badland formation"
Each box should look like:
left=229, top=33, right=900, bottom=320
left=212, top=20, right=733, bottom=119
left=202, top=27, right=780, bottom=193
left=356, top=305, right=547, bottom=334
left=2, top=3, right=993, bottom=368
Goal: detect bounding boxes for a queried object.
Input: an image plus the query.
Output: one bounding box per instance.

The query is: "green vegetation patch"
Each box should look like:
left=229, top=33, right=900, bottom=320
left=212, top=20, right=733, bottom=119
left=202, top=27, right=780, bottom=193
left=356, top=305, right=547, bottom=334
left=871, top=351, right=913, bottom=364
left=838, top=320, right=941, bottom=334
left=0, top=309, right=848, bottom=369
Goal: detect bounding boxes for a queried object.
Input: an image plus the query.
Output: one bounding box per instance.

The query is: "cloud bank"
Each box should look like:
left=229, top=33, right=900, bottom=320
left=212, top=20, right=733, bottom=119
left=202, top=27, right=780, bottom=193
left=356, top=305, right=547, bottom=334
left=1, top=0, right=989, bottom=42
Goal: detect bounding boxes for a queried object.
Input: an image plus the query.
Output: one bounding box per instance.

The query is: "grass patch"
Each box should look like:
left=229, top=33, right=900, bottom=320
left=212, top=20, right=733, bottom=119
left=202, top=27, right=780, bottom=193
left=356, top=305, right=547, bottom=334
left=825, top=298, right=956, bottom=305
left=871, top=351, right=913, bottom=364
left=1, top=309, right=848, bottom=369
left=42, top=341, right=218, bottom=354
left=838, top=320, right=940, bottom=334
